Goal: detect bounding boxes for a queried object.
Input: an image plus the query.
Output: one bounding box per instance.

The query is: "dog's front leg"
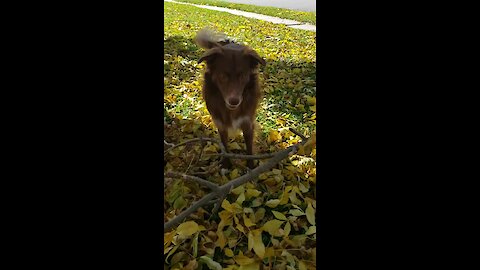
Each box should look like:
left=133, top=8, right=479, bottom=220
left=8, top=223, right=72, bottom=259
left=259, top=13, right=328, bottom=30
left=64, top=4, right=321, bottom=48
left=241, top=121, right=255, bottom=169
left=218, top=127, right=232, bottom=169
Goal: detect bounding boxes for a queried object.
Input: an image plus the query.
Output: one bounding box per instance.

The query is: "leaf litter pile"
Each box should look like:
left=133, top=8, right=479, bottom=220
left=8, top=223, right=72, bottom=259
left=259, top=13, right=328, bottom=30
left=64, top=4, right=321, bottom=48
left=164, top=2, right=316, bottom=270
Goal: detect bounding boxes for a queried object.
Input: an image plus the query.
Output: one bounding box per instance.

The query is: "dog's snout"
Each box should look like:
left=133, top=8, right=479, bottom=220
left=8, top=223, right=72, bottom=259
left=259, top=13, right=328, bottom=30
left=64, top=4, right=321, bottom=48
left=228, top=97, right=240, bottom=106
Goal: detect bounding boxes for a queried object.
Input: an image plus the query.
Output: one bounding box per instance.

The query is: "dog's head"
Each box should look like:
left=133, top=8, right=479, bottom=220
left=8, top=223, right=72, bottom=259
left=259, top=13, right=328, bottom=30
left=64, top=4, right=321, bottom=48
left=199, top=44, right=266, bottom=110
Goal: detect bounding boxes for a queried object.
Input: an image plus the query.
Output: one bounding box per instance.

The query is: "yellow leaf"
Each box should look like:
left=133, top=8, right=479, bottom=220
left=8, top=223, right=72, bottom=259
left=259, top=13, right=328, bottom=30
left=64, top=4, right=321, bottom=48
left=298, top=260, right=307, bottom=270
left=306, top=202, right=315, bottom=225
left=229, top=142, right=242, bottom=150
left=230, top=168, right=239, bottom=179
left=245, top=188, right=261, bottom=199
left=262, top=220, right=284, bottom=237
left=164, top=230, right=176, bottom=245
left=268, top=130, right=282, bottom=143
left=198, top=256, right=222, bottom=270
left=204, top=144, right=217, bottom=153
left=279, top=190, right=290, bottom=205
left=299, top=182, right=309, bottom=193
left=231, top=185, right=245, bottom=195
left=251, top=229, right=265, bottom=259
left=305, top=225, right=316, bottom=235
left=176, top=221, right=199, bottom=237
left=224, top=248, right=234, bottom=257
left=254, top=208, right=266, bottom=222
left=238, top=262, right=260, bottom=270
left=265, top=199, right=280, bottom=208
left=271, top=169, right=282, bottom=175
left=222, top=199, right=242, bottom=214
left=284, top=222, right=291, bottom=237
left=236, top=191, right=246, bottom=204
left=289, top=192, right=302, bottom=205
left=216, top=230, right=226, bottom=248
left=264, top=247, right=275, bottom=258
left=271, top=211, right=287, bottom=221
left=222, top=199, right=234, bottom=212
left=243, top=213, right=256, bottom=227
left=234, top=214, right=240, bottom=226
left=218, top=210, right=233, bottom=229
left=248, top=231, right=254, bottom=251
left=234, top=251, right=256, bottom=265
left=246, top=182, right=256, bottom=189
left=289, top=209, right=305, bottom=216
left=236, top=223, right=245, bottom=234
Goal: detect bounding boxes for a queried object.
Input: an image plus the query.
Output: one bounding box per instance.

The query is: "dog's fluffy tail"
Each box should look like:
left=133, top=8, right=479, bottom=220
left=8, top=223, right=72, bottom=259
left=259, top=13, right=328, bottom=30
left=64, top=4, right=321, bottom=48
left=195, top=27, right=234, bottom=49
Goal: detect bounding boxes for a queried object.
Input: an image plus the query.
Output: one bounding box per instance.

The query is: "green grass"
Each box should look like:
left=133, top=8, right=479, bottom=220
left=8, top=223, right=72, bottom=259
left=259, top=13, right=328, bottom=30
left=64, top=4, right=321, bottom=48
left=173, top=0, right=316, bottom=25
left=164, top=1, right=316, bottom=147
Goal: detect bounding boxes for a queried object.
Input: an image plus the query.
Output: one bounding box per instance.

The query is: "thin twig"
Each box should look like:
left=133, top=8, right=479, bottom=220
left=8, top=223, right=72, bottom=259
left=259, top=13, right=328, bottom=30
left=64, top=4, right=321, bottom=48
left=164, top=137, right=220, bottom=155
left=165, top=171, right=219, bottom=191
left=204, top=152, right=276, bottom=160
left=289, top=128, right=307, bottom=141
left=164, top=140, right=175, bottom=147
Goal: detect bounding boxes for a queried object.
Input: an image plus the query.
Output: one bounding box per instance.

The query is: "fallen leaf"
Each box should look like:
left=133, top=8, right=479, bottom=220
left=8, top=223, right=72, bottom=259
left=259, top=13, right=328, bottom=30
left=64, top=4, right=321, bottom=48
left=251, top=229, right=265, bottom=258
left=176, top=221, right=199, bottom=237
left=262, top=220, right=284, bottom=237
left=271, top=210, right=288, bottom=221
left=306, top=202, right=315, bottom=225
left=198, top=256, right=222, bottom=270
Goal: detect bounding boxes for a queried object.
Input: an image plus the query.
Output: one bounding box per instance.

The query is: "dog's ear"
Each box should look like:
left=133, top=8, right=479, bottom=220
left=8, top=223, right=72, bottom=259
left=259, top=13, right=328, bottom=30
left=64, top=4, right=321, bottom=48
left=198, top=47, right=223, bottom=64
left=244, top=48, right=266, bottom=66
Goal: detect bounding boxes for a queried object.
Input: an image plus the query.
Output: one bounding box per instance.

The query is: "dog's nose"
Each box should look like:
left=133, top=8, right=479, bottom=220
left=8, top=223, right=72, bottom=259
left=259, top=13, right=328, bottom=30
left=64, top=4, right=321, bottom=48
left=228, top=97, right=240, bottom=106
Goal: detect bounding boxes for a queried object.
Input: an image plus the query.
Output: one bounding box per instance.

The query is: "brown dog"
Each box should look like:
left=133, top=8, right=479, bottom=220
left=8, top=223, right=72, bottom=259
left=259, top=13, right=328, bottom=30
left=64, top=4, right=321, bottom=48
left=195, top=29, right=266, bottom=169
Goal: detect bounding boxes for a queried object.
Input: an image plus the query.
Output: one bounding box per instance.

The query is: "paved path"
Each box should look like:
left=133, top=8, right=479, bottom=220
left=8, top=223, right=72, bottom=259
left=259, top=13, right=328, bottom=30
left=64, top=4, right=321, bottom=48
left=164, top=0, right=316, bottom=32
left=218, top=0, right=315, bottom=12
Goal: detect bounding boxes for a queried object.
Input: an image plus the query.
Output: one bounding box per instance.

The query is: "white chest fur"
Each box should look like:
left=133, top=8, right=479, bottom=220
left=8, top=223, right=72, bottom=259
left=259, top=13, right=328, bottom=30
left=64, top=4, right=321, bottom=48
left=212, top=115, right=251, bottom=136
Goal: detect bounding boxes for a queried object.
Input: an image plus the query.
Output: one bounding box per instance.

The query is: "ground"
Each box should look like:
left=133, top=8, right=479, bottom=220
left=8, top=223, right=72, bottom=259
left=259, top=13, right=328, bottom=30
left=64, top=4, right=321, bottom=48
left=164, top=2, right=317, bottom=269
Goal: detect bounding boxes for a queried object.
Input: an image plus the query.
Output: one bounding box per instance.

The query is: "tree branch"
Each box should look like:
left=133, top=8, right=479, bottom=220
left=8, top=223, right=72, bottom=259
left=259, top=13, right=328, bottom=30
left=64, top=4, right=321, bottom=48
left=164, top=132, right=310, bottom=232
left=165, top=171, right=219, bottom=191
left=164, top=137, right=220, bottom=155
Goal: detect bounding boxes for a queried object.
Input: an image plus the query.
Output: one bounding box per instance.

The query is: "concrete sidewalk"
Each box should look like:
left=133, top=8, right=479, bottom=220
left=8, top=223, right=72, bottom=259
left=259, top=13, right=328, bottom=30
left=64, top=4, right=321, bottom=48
left=219, top=0, right=315, bottom=12
left=164, top=0, right=316, bottom=32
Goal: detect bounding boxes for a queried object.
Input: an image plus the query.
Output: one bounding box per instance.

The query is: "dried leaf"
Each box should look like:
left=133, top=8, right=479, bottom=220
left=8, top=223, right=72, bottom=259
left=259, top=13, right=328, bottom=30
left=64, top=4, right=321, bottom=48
left=265, top=199, right=280, bottom=208
left=271, top=211, right=288, bottom=221
left=176, top=221, right=199, bottom=237
left=251, top=229, right=265, bottom=258
left=262, top=220, right=284, bottom=237
left=234, top=251, right=256, bottom=265
left=306, top=202, right=315, bottom=225
left=305, top=225, right=316, bottom=235
left=225, top=247, right=234, bottom=257
left=198, top=256, right=222, bottom=270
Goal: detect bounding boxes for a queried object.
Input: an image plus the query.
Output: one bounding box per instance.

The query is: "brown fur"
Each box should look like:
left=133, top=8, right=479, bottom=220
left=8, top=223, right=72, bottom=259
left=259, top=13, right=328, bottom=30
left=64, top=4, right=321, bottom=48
left=196, top=29, right=265, bottom=168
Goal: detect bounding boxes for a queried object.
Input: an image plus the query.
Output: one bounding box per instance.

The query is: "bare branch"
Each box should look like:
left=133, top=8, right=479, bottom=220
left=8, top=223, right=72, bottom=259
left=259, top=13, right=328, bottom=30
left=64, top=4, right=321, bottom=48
left=204, top=152, right=276, bottom=160
left=165, top=171, right=219, bottom=191
left=163, top=129, right=307, bottom=231
left=164, top=137, right=220, bottom=155
left=289, top=128, right=307, bottom=141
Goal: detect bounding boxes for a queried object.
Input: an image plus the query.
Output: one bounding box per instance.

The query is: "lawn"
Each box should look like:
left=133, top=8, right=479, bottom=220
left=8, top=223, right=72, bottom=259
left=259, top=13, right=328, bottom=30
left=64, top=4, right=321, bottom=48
left=164, top=2, right=316, bottom=270
left=173, top=0, right=316, bottom=25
